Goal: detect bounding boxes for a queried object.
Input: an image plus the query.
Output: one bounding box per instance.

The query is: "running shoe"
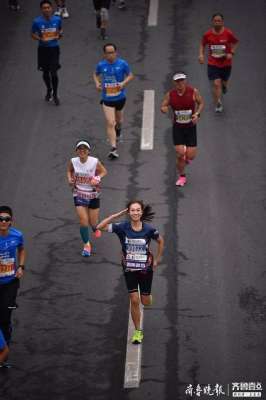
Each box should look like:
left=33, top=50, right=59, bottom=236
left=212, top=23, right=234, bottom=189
left=215, top=101, right=223, bottom=113
left=0, top=362, right=12, bottom=369
left=61, top=7, right=69, bottom=18
left=53, top=96, right=60, bottom=106
left=222, top=83, right=227, bottom=94
left=131, top=329, right=143, bottom=344
left=94, top=229, right=102, bottom=238
left=118, top=0, right=126, bottom=9
left=54, top=7, right=62, bottom=16
left=176, top=175, right=187, bottom=187
left=108, top=149, right=119, bottom=159
left=45, top=90, right=52, bottom=102
left=82, top=242, right=91, bottom=257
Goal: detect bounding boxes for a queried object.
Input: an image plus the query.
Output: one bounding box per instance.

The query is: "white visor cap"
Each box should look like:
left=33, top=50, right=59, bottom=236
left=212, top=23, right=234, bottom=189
left=76, top=141, right=91, bottom=150
left=173, top=73, right=187, bottom=81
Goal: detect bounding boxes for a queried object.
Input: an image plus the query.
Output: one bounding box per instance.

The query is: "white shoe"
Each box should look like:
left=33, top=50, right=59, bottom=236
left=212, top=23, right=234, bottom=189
left=61, top=7, right=69, bottom=18
left=54, top=7, right=62, bottom=16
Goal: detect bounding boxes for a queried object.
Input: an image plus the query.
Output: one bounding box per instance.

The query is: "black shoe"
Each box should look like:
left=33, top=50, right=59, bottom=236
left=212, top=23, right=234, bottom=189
left=108, top=149, right=119, bottom=159
left=100, top=28, right=108, bottom=40
left=45, top=90, right=52, bottom=102
left=118, top=1, right=126, bottom=9
left=0, top=362, right=12, bottom=369
left=53, top=96, right=60, bottom=106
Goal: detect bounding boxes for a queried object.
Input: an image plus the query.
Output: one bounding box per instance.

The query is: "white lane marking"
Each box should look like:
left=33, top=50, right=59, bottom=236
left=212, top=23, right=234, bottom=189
left=141, top=90, right=155, bottom=150
left=124, top=303, right=144, bottom=388
left=148, top=0, right=159, bottom=27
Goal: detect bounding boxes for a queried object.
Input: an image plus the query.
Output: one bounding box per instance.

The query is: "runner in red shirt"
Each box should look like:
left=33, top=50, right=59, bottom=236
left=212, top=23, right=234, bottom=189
left=161, top=73, right=204, bottom=187
left=199, top=13, right=239, bottom=112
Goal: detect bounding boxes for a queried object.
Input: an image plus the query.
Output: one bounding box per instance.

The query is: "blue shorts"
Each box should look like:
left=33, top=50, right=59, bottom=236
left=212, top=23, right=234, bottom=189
left=74, top=196, right=100, bottom=209
left=0, top=329, right=7, bottom=350
left=207, top=65, right=232, bottom=81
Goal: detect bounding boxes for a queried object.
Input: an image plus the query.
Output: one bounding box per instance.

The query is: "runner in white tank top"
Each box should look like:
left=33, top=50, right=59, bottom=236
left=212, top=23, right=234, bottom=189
left=67, top=140, right=107, bottom=257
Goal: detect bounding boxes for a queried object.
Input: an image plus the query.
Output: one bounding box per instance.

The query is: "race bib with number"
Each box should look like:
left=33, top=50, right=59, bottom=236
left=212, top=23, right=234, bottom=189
left=104, top=83, right=121, bottom=97
left=175, top=109, right=192, bottom=124
left=0, top=258, right=15, bottom=278
left=41, top=28, right=59, bottom=42
left=210, top=44, right=226, bottom=58
left=73, top=189, right=98, bottom=200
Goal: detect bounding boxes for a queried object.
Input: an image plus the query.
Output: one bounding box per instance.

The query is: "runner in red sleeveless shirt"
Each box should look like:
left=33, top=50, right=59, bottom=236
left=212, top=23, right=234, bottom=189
left=161, top=73, right=204, bottom=187
left=199, top=13, right=239, bottom=112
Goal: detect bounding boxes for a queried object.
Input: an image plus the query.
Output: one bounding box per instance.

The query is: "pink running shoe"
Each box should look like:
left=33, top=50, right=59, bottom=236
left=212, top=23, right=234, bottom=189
left=176, top=175, right=187, bottom=187
left=94, top=229, right=102, bottom=238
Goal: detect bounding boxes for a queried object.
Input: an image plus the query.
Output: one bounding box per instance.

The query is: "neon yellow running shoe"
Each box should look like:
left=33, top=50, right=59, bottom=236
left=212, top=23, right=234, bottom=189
left=131, top=329, right=144, bottom=345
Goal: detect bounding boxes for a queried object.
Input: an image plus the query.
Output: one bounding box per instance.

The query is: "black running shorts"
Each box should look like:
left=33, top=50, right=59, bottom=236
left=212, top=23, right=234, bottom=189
left=172, top=124, right=197, bottom=147
left=207, top=65, right=232, bottom=81
left=124, top=270, right=153, bottom=295
left=100, top=97, right=126, bottom=111
left=93, top=0, right=111, bottom=10
left=38, top=46, right=61, bottom=72
left=74, top=197, right=100, bottom=209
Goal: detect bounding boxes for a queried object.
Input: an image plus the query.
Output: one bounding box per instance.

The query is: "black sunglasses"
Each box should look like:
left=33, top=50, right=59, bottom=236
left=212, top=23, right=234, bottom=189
left=0, top=216, right=12, bottom=222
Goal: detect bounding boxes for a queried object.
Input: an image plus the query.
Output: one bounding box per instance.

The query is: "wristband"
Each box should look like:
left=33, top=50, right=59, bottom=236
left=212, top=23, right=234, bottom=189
left=94, top=176, right=101, bottom=184
left=18, top=265, right=25, bottom=270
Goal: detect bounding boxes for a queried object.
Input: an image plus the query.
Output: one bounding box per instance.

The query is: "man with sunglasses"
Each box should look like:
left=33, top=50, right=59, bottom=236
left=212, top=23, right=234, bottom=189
left=0, top=206, right=25, bottom=367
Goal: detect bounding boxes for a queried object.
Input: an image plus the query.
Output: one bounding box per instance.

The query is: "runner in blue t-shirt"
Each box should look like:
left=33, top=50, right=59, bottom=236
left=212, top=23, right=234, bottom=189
left=97, top=200, right=164, bottom=344
left=31, top=0, right=63, bottom=105
left=0, top=206, right=26, bottom=366
left=93, top=43, right=134, bottom=160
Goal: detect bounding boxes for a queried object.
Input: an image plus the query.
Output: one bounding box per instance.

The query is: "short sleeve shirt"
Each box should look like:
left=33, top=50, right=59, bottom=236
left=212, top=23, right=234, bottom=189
left=0, top=329, right=6, bottom=350
left=202, top=27, right=239, bottom=67
left=95, top=58, right=131, bottom=102
left=108, top=221, right=160, bottom=271
left=0, top=228, right=24, bottom=285
left=32, top=15, right=62, bottom=47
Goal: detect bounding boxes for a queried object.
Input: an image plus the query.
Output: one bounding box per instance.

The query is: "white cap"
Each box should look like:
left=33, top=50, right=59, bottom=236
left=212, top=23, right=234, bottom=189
left=173, top=72, right=187, bottom=81
left=76, top=140, right=91, bottom=150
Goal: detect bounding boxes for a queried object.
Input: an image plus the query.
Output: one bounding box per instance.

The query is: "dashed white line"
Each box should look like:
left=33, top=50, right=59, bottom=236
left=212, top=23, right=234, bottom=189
left=124, top=303, right=144, bottom=388
left=141, top=90, right=155, bottom=150
left=148, top=0, right=159, bottom=27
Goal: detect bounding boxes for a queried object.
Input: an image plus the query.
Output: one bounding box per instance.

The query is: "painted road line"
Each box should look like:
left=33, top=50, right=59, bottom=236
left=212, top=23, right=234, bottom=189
left=124, top=304, right=144, bottom=388
left=148, top=0, right=159, bottom=27
left=141, top=90, right=155, bottom=150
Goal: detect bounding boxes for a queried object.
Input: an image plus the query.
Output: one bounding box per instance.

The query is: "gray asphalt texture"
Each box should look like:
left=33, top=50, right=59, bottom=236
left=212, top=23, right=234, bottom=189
left=0, top=0, right=265, bottom=399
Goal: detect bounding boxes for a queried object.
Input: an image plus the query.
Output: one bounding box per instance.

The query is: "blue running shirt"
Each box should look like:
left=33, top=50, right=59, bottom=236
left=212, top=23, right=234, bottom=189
left=0, top=228, right=24, bottom=285
left=95, top=58, right=131, bottom=102
left=0, top=329, right=6, bottom=350
left=32, top=15, right=62, bottom=47
left=108, top=221, right=159, bottom=271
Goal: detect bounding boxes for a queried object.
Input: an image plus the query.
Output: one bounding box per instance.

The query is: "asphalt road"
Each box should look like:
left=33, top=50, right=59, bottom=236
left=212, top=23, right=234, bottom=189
left=0, top=0, right=265, bottom=399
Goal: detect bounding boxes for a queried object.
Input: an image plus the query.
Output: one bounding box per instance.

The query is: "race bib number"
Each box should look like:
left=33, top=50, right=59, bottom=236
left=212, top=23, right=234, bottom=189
left=104, top=83, right=121, bottom=97
left=41, top=28, right=59, bottom=42
left=175, top=109, right=192, bottom=124
left=210, top=44, right=226, bottom=58
left=0, top=259, right=15, bottom=278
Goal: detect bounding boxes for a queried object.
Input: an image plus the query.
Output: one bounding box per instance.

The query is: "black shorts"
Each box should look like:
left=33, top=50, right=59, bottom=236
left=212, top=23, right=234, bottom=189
left=38, top=46, right=61, bottom=72
left=207, top=65, right=232, bottom=81
left=124, top=270, right=153, bottom=295
left=74, top=196, right=100, bottom=209
left=172, top=124, right=197, bottom=147
left=93, top=0, right=111, bottom=10
left=100, top=97, right=126, bottom=111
